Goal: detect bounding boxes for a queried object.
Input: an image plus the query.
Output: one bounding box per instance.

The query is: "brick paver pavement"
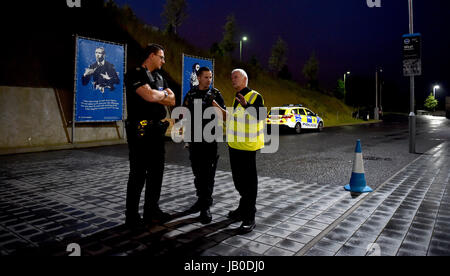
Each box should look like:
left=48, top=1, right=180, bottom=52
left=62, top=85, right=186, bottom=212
left=1, top=142, right=449, bottom=256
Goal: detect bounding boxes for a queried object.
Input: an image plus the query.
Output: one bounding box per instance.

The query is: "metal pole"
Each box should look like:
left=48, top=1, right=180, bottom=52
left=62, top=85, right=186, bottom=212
left=408, top=0, right=416, bottom=153
left=409, top=77, right=416, bottom=153
left=375, top=69, right=379, bottom=120
left=409, top=0, right=414, bottom=34
left=380, top=80, right=383, bottom=116
left=72, top=35, right=78, bottom=144
left=343, top=73, right=346, bottom=101
left=123, top=43, right=128, bottom=141
left=240, top=39, right=242, bottom=61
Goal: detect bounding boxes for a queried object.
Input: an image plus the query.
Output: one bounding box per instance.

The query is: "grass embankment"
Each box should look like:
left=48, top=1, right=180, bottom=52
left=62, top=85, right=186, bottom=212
left=115, top=5, right=363, bottom=127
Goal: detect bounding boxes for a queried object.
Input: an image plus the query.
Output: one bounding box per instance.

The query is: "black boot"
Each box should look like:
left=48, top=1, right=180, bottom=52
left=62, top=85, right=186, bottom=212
left=186, top=200, right=202, bottom=214
left=125, top=213, right=144, bottom=229
left=144, top=209, right=172, bottom=225
left=199, top=209, right=212, bottom=224
left=238, top=219, right=256, bottom=234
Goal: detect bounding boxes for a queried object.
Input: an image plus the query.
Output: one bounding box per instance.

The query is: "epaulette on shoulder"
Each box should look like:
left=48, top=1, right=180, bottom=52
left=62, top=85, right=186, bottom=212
left=154, top=72, right=163, bottom=80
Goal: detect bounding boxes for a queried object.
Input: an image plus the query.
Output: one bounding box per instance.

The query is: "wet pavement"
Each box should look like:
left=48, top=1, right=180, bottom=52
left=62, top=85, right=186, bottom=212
left=302, top=142, right=450, bottom=256
left=1, top=139, right=449, bottom=256
left=168, top=114, right=450, bottom=191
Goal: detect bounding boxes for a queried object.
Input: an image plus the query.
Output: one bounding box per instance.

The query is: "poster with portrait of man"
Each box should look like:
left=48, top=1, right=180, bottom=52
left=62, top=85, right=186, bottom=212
left=74, top=36, right=125, bottom=122
left=182, top=54, right=214, bottom=104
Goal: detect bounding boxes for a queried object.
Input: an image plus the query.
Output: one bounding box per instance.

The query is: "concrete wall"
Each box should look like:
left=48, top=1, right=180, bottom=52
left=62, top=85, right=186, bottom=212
left=0, top=86, right=125, bottom=154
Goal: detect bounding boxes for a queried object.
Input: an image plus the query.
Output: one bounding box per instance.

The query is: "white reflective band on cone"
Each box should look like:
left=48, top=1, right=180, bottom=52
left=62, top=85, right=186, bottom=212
left=352, top=153, right=365, bottom=173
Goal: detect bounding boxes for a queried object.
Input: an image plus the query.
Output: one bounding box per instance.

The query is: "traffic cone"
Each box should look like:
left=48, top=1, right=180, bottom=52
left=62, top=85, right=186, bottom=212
left=344, top=139, right=373, bottom=193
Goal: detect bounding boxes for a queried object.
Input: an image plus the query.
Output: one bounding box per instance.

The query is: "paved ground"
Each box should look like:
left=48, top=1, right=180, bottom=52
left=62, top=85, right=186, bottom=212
left=1, top=140, right=449, bottom=256
left=302, top=142, right=450, bottom=256
left=76, top=114, right=450, bottom=192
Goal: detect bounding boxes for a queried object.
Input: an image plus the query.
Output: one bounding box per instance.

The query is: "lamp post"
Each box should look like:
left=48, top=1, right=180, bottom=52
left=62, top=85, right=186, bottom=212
left=240, top=36, right=247, bottom=61
left=343, top=71, right=350, bottom=100
left=433, top=85, right=440, bottom=98
left=407, top=0, right=416, bottom=153
left=344, top=71, right=350, bottom=89
left=375, top=68, right=382, bottom=120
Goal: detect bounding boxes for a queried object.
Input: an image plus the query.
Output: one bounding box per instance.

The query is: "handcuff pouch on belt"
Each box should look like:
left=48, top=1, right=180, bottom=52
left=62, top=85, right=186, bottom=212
left=133, top=120, right=170, bottom=139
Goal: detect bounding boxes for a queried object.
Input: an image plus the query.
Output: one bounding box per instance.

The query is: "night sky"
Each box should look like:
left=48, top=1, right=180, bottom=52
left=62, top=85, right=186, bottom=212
left=53, top=1, right=450, bottom=108
left=113, top=0, right=449, bottom=107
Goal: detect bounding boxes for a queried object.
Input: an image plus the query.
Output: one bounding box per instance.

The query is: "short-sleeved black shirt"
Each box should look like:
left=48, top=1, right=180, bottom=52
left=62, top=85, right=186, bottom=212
left=183, top=87, right=226, bottom=111
left=126, top=67, right=168, bottom=121
left=183, top=86, right=226, bottom=142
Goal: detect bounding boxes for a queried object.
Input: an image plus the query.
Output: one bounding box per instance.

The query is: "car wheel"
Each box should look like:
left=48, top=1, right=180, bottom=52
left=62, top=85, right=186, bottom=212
left=295, top=123, right=302, bottom=134
left=317, top=122, right=324, bottom=132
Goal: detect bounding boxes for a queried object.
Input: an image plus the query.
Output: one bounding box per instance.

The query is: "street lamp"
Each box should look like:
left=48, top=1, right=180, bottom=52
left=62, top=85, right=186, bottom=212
left=343, top=72, right=350, bottom=100
left=433, top=85, right=440, bottom=98
left=344, top=71, right=350, bottom=90
left=240, top=36, right=248, bottom=61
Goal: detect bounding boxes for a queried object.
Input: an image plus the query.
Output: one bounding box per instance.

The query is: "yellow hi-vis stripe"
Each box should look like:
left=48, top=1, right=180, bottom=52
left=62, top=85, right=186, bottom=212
left=228, top=90, right=265, bottom=150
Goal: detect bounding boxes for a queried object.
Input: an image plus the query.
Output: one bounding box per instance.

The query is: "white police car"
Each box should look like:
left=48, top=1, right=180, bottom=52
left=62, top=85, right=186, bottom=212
left=266, top=104, right=324, bottom=134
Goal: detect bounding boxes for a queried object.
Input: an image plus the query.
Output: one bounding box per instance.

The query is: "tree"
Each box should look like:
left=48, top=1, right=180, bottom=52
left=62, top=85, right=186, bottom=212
left=302, top=52, right=319, bottom=90
left=249, top=55, right=261, bottom=68
left=210, top=42, right=224, bottom=57
left=105, top=0, right=118, bottom=10
left=161, top=0, right=188, bottom=35
left=268, top=37, right=288, bottom=74
left=278, top=65, right=292, bottom=80
left=219, top=14, right=238, bottom=57
left=246, top=55, right=263, bottom=78
left=122, top=4, right=137, bottom=21
left=335, top=79, right=345, bottom=99
left=424, top=92, right=438, bottom=111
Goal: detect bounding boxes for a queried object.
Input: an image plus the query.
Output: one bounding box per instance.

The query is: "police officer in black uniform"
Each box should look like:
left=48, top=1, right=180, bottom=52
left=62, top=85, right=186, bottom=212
left=125, top=44, right=175, bottom=228
left=183, top=67, right=226, bottom=224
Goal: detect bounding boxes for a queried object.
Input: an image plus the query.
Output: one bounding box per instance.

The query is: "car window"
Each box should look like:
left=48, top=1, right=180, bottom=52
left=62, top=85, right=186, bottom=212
left=269, top=109, right=287, bottom=116
left=306, top=110, right=314, bottom=116
left=298, top=109, right=306, bottom=115
left=292, top=109, right=299, bottom=115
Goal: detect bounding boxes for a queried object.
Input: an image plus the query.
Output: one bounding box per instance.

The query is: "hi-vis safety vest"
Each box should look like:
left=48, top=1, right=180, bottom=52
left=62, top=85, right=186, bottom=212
left=227, top=90, right=265, bottom=151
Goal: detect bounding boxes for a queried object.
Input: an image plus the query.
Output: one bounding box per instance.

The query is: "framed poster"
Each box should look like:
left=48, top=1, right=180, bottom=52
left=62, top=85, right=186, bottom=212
left=74, top=36, right=125, bottom=122
left=181, top=54, right=214, bottom=104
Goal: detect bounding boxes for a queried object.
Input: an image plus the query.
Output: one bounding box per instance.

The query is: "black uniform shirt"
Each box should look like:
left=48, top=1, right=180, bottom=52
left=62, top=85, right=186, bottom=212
left=184, top=86, right=226, bottom=112
left=126, top=67, right=168, bottom=121
left=183, top=86, right=226, bottom=142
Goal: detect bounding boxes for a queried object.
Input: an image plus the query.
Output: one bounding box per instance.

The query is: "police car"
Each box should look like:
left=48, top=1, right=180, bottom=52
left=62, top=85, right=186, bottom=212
left=266, top=104, right=324, bottom=134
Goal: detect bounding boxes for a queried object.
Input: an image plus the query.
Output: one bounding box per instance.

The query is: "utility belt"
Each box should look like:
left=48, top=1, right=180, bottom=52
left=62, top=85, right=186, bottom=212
left=126, top=119, right=169, bottom=139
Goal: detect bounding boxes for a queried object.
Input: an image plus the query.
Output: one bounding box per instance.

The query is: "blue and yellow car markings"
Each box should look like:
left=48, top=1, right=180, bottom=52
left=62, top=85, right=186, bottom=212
left=266, top=106, right=324, bottom=130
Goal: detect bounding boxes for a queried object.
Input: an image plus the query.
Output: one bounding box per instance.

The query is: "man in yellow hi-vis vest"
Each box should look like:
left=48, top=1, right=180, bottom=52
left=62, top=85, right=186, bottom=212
left=226, top=69, right=266, bottom=233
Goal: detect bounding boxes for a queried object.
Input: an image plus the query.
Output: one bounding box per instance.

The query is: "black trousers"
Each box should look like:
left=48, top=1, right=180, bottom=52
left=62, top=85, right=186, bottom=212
left=125, top=125, right=165, bottom=220
left=189, top=142, right=219, bottom=210
left=228, top=147, right=258, bottom=221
